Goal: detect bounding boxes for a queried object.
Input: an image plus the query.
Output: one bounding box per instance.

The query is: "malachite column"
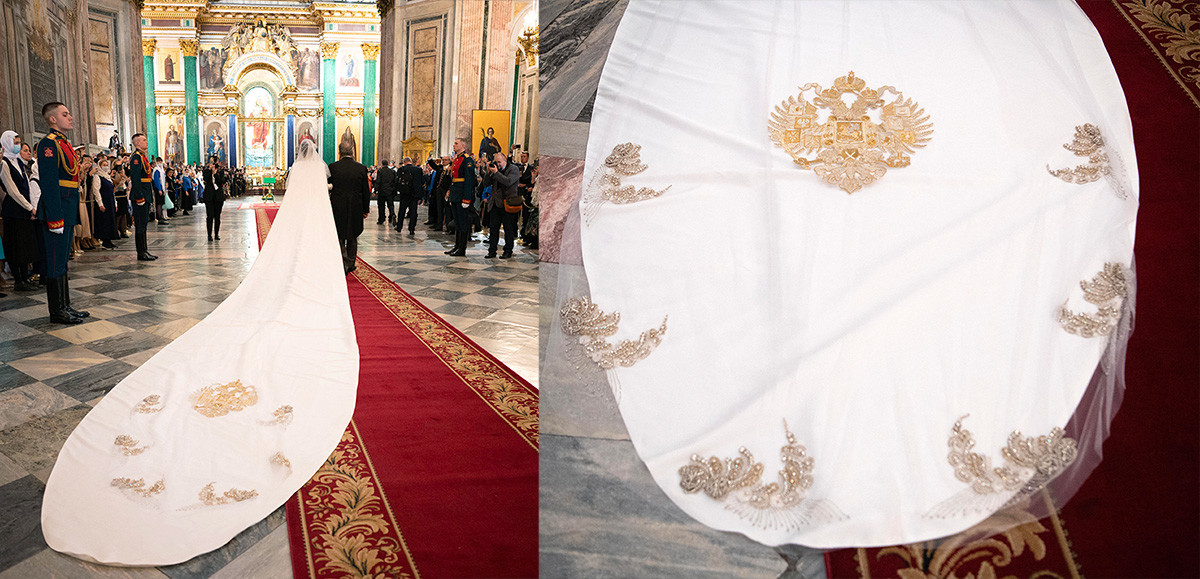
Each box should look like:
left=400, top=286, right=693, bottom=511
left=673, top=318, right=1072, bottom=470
left=142, top=39, right=159, bottom=158
left=510, top=52, right=520, bottom=150
left=180, top=39, right=201, bottom=165
left=361, top=43, right=379, bottom=166
left=226, top=113, right=238, bottom=169
left=320, top=41, right=339, bottom=164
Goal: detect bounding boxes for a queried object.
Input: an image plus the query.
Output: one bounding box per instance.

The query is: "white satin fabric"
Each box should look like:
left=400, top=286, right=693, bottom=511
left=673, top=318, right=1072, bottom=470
left=579, top=0, right=1137, bottom=547
left=41, top=145, right=358, bottom=565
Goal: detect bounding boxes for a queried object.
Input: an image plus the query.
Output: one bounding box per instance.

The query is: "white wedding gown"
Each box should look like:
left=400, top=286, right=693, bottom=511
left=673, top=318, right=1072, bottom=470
left=574, top=0, right=1137, bottom=548
left=41, top=142, right=359, bottom=565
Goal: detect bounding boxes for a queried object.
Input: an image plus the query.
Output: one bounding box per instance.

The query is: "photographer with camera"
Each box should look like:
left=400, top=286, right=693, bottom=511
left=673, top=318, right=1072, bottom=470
left=483, top=152, right=521, bottom=259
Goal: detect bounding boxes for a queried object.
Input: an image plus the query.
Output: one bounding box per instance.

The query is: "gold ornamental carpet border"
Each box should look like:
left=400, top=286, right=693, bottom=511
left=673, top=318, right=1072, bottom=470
left=350, top=261, right=539, bottom=451
left=827, top=490, right=1083, bottom=579
left=288, top=421, right=420, bottom=579
left=1113, top=0, right=1200, bottom=109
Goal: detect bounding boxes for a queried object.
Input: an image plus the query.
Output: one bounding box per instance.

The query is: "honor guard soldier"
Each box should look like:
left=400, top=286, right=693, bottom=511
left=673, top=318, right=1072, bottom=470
left=35, top=102, right=88, bottom=324
left=128, top=133, right=157, bottom=261
left=444, top=137, right=477, bottom=257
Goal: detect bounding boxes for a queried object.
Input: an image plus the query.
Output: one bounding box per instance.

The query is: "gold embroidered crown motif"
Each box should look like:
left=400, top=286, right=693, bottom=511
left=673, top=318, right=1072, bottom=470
left=769, top=71, right=933, bottom=193
left=192, top=379, right=259, bottom=418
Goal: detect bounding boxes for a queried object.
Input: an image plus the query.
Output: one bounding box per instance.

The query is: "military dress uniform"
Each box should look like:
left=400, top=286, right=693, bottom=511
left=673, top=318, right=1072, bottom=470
left=36, top=130, right=86, bottom=323
left=445, top=153, right=476, bottom=256
left=128, top=150, right=156, bottom=260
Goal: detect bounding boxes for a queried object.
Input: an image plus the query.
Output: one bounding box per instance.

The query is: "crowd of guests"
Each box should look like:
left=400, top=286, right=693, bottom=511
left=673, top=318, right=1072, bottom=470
left=0, top=132, right=248, bottom=296
left=366, top=144, right=538, bottom=259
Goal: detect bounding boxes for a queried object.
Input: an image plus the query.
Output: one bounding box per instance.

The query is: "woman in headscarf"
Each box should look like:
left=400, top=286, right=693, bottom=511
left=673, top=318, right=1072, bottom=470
left=0, top=131, right=41, bottom=291
left=92, top=155, right=118, bottom=249
left=74, top=154, right=94, bottom=254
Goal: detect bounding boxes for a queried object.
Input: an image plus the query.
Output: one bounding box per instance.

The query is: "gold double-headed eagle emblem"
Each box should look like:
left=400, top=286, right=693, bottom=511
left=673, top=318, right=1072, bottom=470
left=769, top=71, right=932, bottom=193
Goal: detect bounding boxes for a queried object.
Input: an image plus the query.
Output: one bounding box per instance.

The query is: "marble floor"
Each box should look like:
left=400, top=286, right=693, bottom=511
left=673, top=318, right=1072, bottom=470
left=0, top=197, right=537, bottom=577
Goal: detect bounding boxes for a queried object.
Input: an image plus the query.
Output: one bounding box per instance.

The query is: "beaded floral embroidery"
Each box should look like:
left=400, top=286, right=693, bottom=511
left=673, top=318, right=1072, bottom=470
left=134, top=394, right=163, bottom=414
left=198, top=482, right=259, bottom=505
left=114, top=434, right=148, bottom=456
left=927, top=415, right=1077, bottom=518
left=582, top=143, right=671, bottom=224
left=1047, top=123, right=1127, bottom=199
left=678, top=422, right=845, bottom=530
left=112, top=477, right=165, bottom=498
left=560, top=296, right=667, bottom=370
left=769, top=71, right=933, bottom=193
left=1058, top=262, right=1128, bottom=338
left=260, top=405, right=294, bottom=426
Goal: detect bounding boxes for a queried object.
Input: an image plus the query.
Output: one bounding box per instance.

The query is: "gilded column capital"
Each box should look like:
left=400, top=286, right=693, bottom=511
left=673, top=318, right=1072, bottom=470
left=142, top=39, right=158, bottom=56
left=179, top=39, right=200, bottom=57
left=361, top=43, right=381, bottom=61
left=320, top=42, right=341, bottom=60
left=375, top=0, right=393, bottom=18
left=517, top=26, right=539, bottom=67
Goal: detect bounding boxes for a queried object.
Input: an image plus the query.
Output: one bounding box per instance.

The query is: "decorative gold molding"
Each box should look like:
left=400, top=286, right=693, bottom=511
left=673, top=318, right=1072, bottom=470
left=319, top=41, right=341, bottom=60
left=375, top=0, right=393, bottom=18
left=224, top=104, right=239, bottom=115
left=142, top=39, right=158, bottom=56
left=179, top=38, right=200, bottom=57
left=517, top=26, right=539, bottom=68
left=198, top=107, right=226, bottom=117
left=361, top=43, right=381, bottom=61
left=156, top=105, right=186, bottom=115
left=335, top=107, right=364, bottom=118
left=283, top=104, right=299, bottom=116
left=282, top=84, right=300, bottom=96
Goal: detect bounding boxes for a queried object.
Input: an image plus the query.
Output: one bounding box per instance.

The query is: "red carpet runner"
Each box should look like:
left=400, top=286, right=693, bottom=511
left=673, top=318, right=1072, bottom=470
left=254, top=208, right=539, bottom=578
left=826, top=1, right=1199, bottom=576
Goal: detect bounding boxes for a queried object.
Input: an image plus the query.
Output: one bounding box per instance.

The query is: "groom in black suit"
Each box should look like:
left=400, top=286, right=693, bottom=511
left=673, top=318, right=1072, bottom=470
left=328, top=142, right=371, bottom=275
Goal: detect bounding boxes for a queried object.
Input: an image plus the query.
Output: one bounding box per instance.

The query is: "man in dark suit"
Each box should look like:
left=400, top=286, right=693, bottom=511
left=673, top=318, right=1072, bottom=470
left=394, top=156, right=424, bottom=235
left=445, top=138, right=476, bottom=257
left=374, top=159, right=396, bottom=224
left=129, top=133, right=157, bottom=261
left=483, top=152, right=522, bottom=259
left=329, top=141, right=371, bottom=274
left=202, top=156, right=225, bottom=241
left=35, top=102, right=85, bottom=324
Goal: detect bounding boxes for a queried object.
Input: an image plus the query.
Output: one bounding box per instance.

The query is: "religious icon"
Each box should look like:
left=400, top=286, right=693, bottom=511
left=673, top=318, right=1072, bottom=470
left=245, top=86, right=275, bottom=168
left=340, top=126, right=357, bottom=160
left=164, top=54, right=175, bottom=82
left=207, top=128, right=226, bottom=164
left=339, top=53, right=360, bottom=87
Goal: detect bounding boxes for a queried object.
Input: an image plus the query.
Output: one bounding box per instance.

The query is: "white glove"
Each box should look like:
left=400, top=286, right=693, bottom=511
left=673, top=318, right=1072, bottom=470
left=51, top=227, right=64, bottom=234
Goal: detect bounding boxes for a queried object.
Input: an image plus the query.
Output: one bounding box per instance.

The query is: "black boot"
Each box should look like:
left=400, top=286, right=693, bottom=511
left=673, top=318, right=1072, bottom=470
left=137, top=233, right=156, bottom=261
left=47, top=277, right=81, bottom=325
left=63, top=276, right=89, bottom=318
left=447, top=230, right=468, bottom=256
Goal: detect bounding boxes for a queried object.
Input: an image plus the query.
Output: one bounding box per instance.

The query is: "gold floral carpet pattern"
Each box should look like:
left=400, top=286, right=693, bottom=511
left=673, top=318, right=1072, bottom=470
left=1114, top=0, right=1200, bottom=107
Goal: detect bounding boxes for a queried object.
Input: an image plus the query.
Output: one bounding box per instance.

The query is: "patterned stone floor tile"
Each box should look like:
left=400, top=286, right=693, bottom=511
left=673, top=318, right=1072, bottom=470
left=0, top=451, right=28, bottom=487
left=6, top=345, right=114, bottom=381
left=0, top=406, right=92, bottom=474
left=46, top=319, right=133, bottom=345
left=0, top=364, right=38, bottom=394
left=0, top=383, right=81, bottom=431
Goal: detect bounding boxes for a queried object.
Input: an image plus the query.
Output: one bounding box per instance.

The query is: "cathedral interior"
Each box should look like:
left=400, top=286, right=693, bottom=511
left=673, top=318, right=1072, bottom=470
left=0, top=0, right=539, bottom=178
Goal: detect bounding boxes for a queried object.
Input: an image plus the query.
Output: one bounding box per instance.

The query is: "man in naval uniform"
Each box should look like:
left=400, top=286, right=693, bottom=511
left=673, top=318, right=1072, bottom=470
left=35, top=102, right=86, bottom=324
left=128, top=133, right=157, bottom=261
left=445, top=138, right=476, bottom=257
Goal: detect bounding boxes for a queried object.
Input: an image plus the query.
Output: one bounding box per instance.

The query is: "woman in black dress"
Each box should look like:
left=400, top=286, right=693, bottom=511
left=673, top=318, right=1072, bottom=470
left=92, top=156, right=119, bottom=249
left=0, top=131, right=41, bottom=291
